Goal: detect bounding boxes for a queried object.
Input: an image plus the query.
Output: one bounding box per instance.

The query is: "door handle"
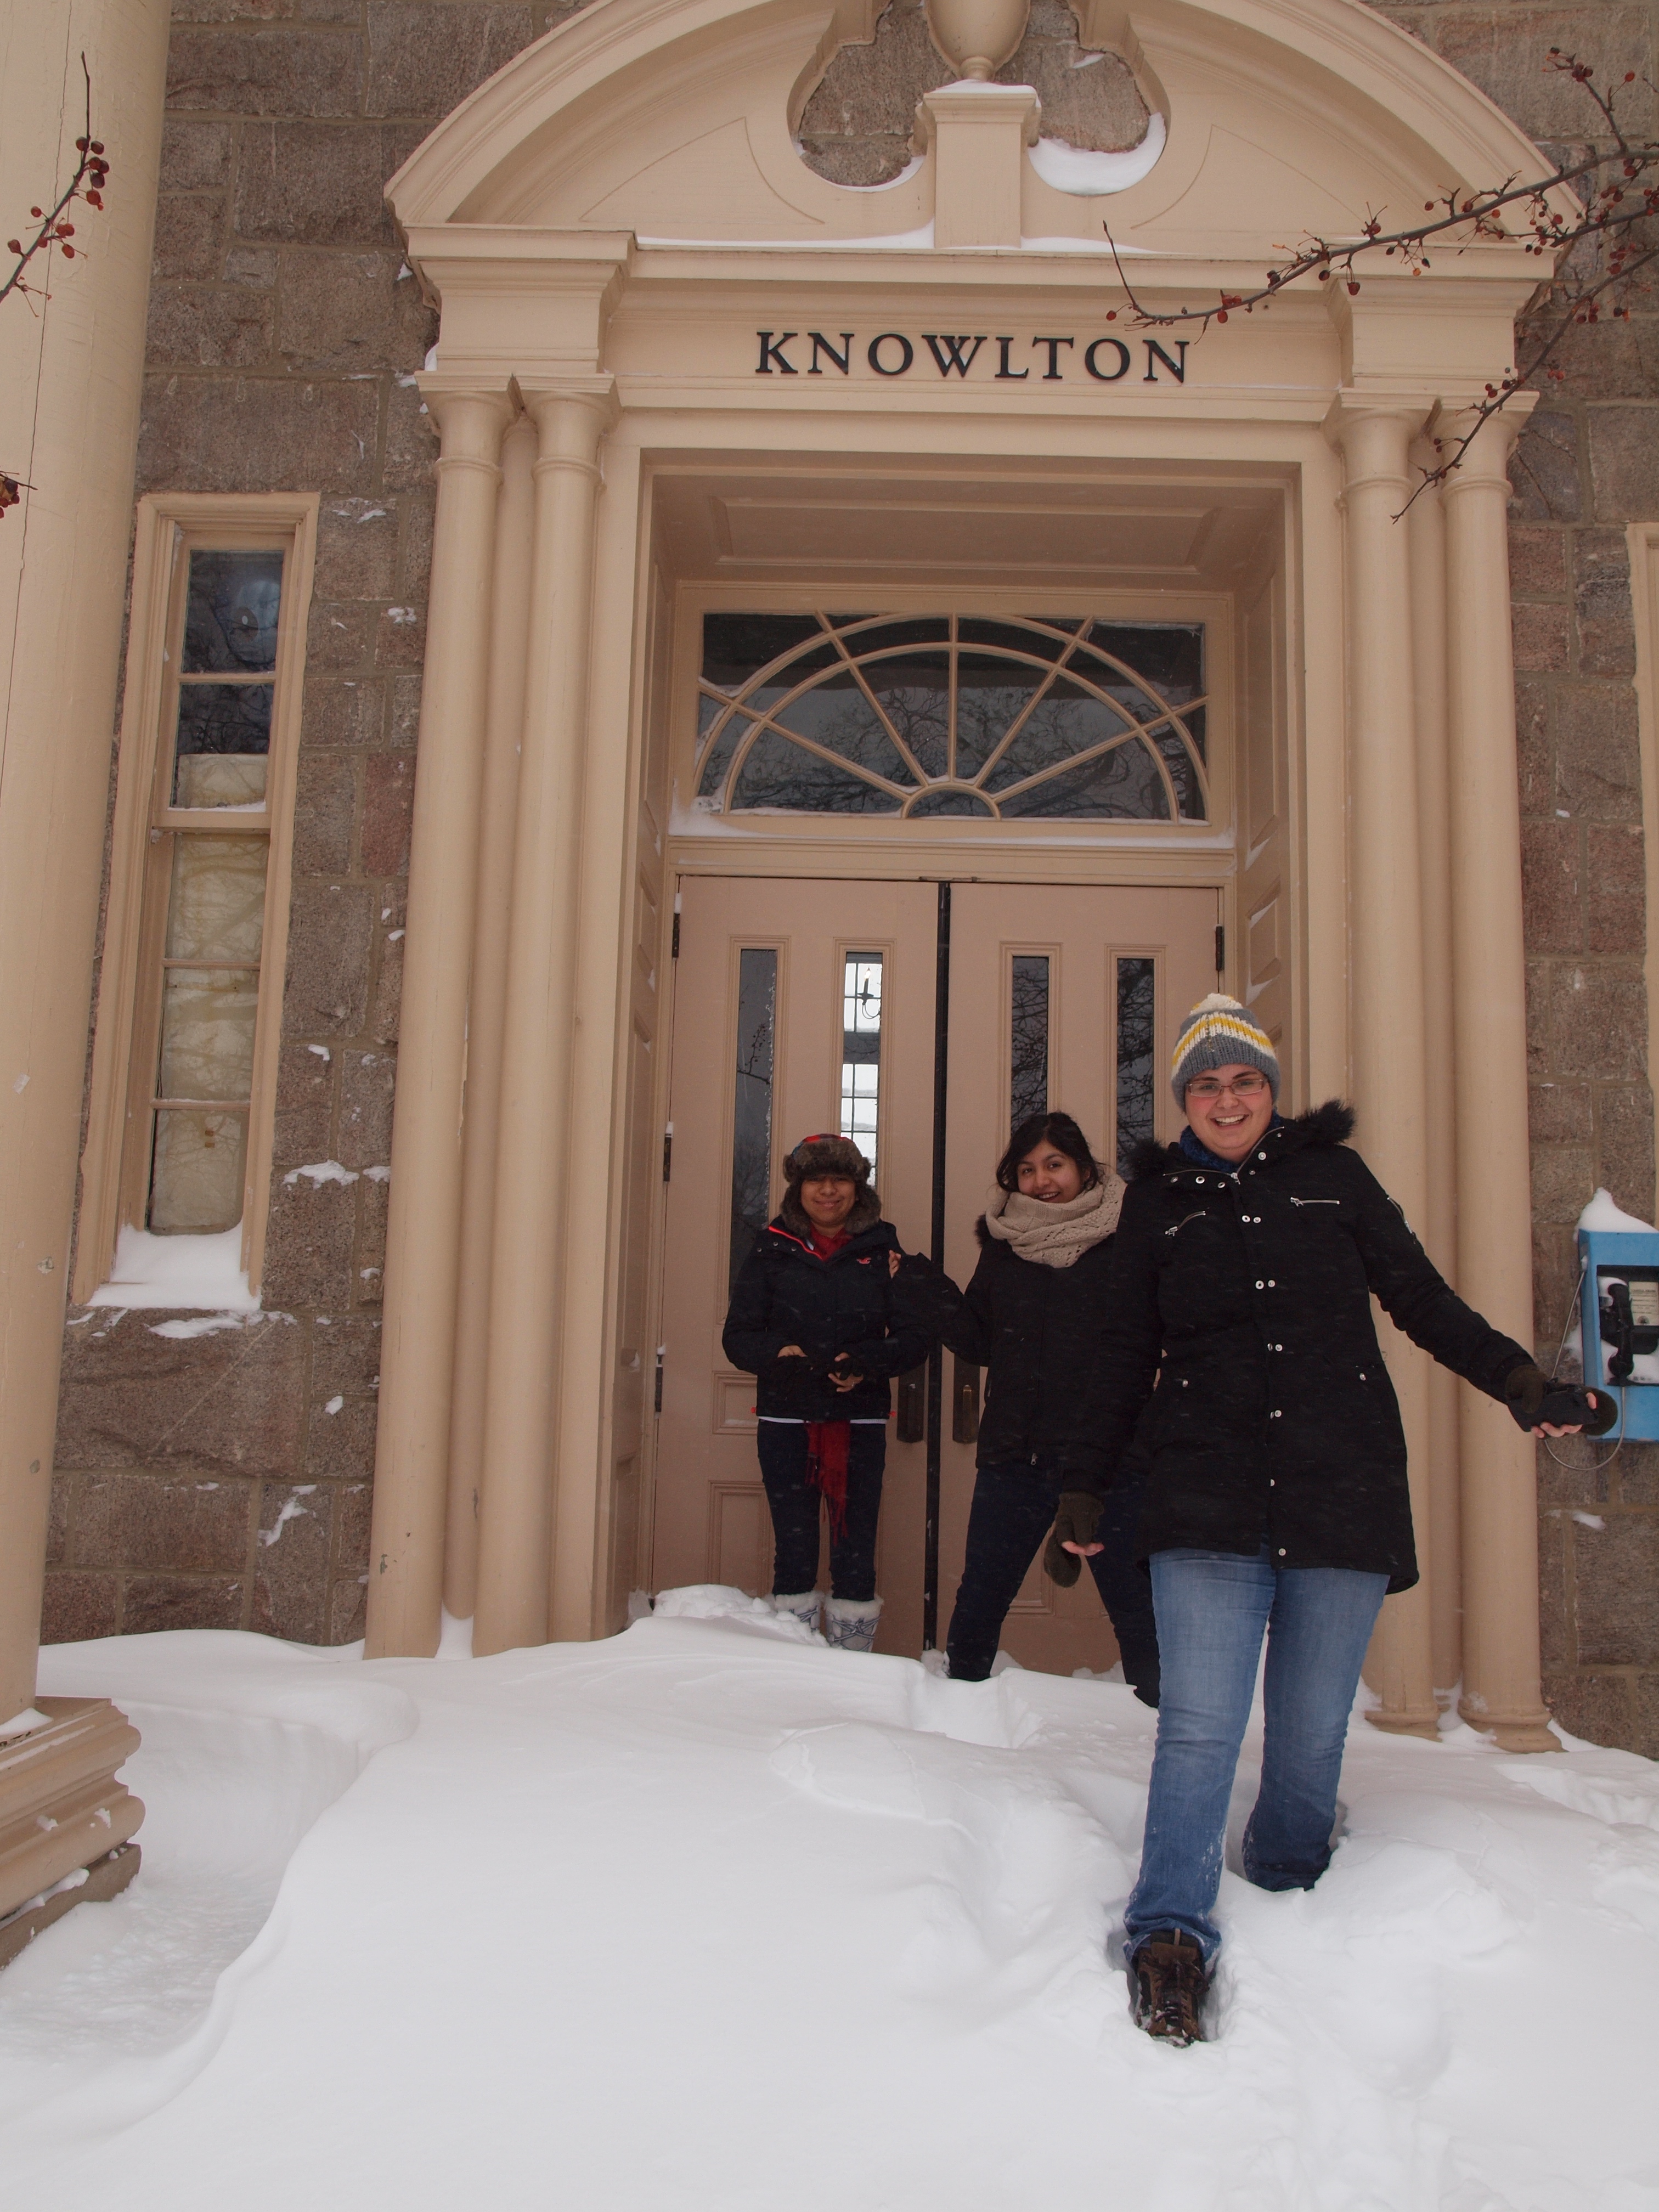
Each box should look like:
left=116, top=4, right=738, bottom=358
left=952, top=1358, right=980, bottom=1445
left=896, top=1363, right=927, bottom=1443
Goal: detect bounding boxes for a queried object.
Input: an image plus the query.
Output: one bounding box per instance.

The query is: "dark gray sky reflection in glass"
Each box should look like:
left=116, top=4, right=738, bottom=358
left=1009, top=956, right=1049, bottom=1130
left=1116, top=956, right=1156, bottom=1176
left=696, top=613, right=1207, bottom=823
left=729, top=946, right=777, bottom=1295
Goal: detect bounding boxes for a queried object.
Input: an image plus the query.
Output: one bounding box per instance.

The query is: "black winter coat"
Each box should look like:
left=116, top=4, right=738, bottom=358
left=1077, top=1102, right=1534, bottom=1591
left=916, top=1221, right=1117, bottom=1479
left=723, top=1215, right=931, bottom=1423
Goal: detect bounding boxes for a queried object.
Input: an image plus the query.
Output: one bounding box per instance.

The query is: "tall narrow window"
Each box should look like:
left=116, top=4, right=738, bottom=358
left=730, top=947, right=778, bottom=1293
left=146, top=550, right=283, bottom=1232
left=1009, top=955, right=1050, bottom=1128
left=75, top=495, right=317, bottom=1305
left=1115, top=956, right=1156, bottom=1174
left=840, top=952, right=883, bottom=1181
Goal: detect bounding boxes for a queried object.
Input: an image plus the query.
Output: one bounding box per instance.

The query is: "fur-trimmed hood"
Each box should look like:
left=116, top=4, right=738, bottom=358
left=1128, top=1099, right=1357, bottom=1183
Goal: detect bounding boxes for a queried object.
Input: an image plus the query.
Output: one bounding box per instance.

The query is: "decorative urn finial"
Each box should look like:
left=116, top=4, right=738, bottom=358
left=924, top=0, right=1030, bottom=80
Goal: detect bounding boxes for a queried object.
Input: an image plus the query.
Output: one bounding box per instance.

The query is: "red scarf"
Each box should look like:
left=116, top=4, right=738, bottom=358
left=807, top=1227, right=853, bottom=1534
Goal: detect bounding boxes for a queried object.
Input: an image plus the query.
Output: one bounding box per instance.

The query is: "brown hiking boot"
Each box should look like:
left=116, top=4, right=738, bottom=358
left=1128, top=1931, right=1211, bottom=2046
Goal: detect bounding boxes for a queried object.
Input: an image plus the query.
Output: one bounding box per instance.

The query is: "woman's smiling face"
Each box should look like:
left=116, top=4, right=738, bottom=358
left=1016, top=1144, right=1085, bottom=1203
left=1183, top=1063, right=1274, bottom=1160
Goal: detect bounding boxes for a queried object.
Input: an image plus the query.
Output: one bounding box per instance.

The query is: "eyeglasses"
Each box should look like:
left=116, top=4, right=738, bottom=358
left=1186, top=1073, right=1269, bottom=1102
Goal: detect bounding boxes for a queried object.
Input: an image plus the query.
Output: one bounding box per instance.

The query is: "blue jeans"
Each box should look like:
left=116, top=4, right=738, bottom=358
left=1122, top=1546, right=1388, bottom=1966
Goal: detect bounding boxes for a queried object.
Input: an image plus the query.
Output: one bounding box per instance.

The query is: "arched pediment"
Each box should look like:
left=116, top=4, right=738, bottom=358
left=388, top=0, right=1566, bottom=256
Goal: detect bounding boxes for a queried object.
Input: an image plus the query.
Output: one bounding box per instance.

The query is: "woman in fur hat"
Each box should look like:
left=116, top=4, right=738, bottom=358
left=721, top=1133, right=929, bottom=1651
left=1065, top=994, right=1612, bottom=2049
left=912, top=1110, right=1159, bottom=1701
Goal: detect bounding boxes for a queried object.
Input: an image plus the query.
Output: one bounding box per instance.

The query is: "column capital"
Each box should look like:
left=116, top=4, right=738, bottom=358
left=1431, top=388, right=1539, bottom=490
left=518, top=376, right=620, bottom=479
left=1323, top=390, right=1436, bottom=502
left=1322, top=388, right=1437, bottom=448
left=417, top=380, right=518, bottom=468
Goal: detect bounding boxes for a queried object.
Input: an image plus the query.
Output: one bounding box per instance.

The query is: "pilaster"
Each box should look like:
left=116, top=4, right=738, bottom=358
left=473, top=377, right=619, bottom=1658
left=367, top=383, right=515, bottom=1661
left=1325, top=391, right=1441, bottom=1739
left=1440, top=394, right=1560, bottom=1752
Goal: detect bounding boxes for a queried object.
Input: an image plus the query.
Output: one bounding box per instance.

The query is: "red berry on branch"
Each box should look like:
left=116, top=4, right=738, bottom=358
left=57, top=223, right=74, bottom=236
left=30, top=207, right=42, bottom=218
left=90, top=141, right=103, bottom=154
left=85, top=191, right=101, bottom=208
left=75, top=136, right=88, bottom=150
left=59, top=243, right=74, bottom=257
left=6, top=241, right=19, bottom=255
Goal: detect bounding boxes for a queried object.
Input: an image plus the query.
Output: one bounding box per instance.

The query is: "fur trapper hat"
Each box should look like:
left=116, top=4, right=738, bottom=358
left=780, top=1132, right=882, bottom=1237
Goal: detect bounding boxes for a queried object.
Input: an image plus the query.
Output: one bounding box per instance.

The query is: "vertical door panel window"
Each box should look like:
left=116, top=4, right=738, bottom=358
left=695, top=613, right=1207, bottom=822
left=729, top=947, right=778, bottom=1293
left=1115, top=956, right=1156, bottom=1175
left=840, top=952, right=883, bottom=1180
left=1009, top=955, right=1050, bottom=1128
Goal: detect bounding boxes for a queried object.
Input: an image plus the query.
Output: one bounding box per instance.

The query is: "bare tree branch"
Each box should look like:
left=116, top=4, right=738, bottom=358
left=2, top=57, right=113, bottom=517
left=1103, top=51, right=1658, bottom=514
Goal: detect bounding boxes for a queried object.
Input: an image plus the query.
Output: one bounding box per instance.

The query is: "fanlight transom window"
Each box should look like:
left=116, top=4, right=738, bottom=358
left=695, top=613, right=1208, bottom=822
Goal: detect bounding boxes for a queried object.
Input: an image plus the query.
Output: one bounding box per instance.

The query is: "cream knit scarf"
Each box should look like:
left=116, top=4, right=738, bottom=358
left=981, top=1172, right=1126, bottom=1269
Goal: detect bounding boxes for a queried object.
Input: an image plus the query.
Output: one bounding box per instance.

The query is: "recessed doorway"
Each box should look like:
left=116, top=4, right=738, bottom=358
left=653, top=871, right=1217, bottom=1671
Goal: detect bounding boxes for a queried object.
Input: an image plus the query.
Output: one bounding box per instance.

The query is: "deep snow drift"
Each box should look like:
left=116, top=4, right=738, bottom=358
left=4, top=1600, right=1658, bottom=2211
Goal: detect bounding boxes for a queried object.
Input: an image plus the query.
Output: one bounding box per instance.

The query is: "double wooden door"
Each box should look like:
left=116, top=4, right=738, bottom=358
left=653, top=874, right=1217, bottom=1672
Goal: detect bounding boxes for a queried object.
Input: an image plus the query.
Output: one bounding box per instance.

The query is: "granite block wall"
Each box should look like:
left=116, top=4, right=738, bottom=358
left=45, top=0, right=572, bottom=1649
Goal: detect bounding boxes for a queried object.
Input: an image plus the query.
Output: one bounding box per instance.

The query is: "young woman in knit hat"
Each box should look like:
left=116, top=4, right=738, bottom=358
left=721, top=1134, right=930, bottom=1650
left=907, top=1109, right=1160, bottom=1701
left=1061, top=994, right=1612, bottom=2046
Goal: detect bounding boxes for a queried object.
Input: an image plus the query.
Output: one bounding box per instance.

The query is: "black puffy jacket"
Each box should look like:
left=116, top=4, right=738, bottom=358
left=914, top=1220, right=1117, bottom=1478
left=1077, top=1102, right=1533, bottom=1591
left=723, top=1214, right=931, bottom=1423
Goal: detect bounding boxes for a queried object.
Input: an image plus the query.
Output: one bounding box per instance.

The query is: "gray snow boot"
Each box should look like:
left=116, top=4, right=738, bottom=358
left=772, top=1589, right=822, bottom=1637
left=824, top=1596, right=882, bottom=1652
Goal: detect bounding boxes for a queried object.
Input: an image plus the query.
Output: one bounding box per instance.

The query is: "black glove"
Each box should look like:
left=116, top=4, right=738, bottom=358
left=1504, top=1365, right=1618, bottom=1437
left=1043, top=1492, right=1103, bottom=1587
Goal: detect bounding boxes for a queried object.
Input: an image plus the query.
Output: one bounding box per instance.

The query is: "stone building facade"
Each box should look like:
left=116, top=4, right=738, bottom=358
left=26, top=0, right=1659, bottom=1753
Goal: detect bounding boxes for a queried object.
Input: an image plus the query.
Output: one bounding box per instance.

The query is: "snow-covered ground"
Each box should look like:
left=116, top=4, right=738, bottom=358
left=4, top=1596, right=1658, bottom=2211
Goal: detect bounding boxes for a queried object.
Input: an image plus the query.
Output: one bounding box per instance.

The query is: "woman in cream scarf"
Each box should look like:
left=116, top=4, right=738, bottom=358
left=909, top=1111, right=1159, bottom=1696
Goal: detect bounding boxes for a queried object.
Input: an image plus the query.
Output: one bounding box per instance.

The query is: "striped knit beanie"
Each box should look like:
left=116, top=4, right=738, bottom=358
left=1169, top=994, right=1280, bottom=1107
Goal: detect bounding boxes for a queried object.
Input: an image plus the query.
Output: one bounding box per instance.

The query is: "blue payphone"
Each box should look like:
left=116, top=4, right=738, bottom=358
left=1576, top=1218, right=1659, bottom=1441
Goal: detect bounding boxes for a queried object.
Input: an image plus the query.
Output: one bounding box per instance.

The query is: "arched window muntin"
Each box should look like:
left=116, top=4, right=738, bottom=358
left=693, top=612, right=1212, bottom=825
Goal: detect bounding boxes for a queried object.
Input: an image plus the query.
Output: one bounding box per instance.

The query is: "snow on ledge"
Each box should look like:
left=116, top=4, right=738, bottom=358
left=86, top=1222, right=259, bottom=1314
left=1578, top=1186, right=1657, bottom=1235
left=1028, top=112, right=1166, bottom=196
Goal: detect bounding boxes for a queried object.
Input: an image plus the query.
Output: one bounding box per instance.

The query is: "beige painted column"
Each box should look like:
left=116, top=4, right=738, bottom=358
left=1442, top=396, right=1558, bottom=1752
left=366, top=383, right=513, bottom=1661
left=0, top=0, right=168, bottom=1722
left=473, top=378, right=617, bottom=1657
left=1407, top=446, right=1465, bottom=1697
left=443, top=417, right=535, bottom=1622
left=1325, top=394, right=1440, bottom=1737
